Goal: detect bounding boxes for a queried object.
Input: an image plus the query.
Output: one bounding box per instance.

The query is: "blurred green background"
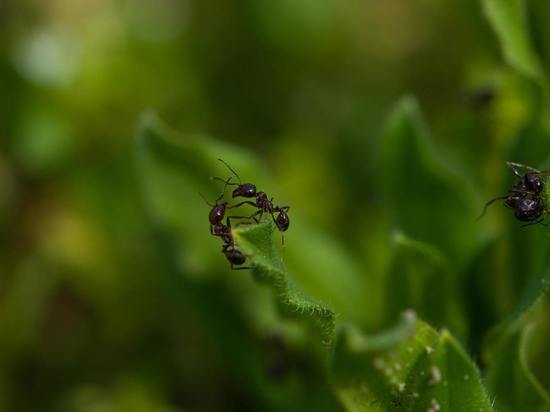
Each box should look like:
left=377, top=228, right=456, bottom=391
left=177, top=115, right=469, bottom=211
left=1, top=0, right=550, bottom=410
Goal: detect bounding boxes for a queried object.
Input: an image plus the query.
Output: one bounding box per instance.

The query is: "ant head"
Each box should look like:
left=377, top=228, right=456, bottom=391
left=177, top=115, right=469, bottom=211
left=275, top=210, right=290, bottom=232
left=217, top=159, right=257, bottom=198
left=224, top=248, right=246, bottom=265
left=232, top=183, right=256, bottom=198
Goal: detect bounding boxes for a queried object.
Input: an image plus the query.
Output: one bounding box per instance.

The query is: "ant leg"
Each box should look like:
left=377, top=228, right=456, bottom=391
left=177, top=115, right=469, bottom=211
left=227, top=210, right=262, bottom=227
left=507, top=161, right=540, bottom=175
left=520, top=219, right=544, bottom=228
left=199, top=176, right=233, bottom=205
left=231, top=265, right=252, bottom=271
left=228, top=201, right=257, bottom=209
left=198, top=192, right=214, bottom=207
left=280, top=232, right=285, bottom=265
left=278, top=206, right=290, bottom=212
left=214, top=176, right=234, bottom=203
left=476, top=196, right=509, bottom=221
left=211, top=176, right=239, bottom=186
left=269, top=213, right=286, bottom=264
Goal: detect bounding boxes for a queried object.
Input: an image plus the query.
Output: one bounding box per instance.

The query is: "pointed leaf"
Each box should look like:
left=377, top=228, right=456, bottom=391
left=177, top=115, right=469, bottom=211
left=484, top=271, right=550, bottom=412
left=332, top=314, right=494, bottom=411
left=482, top=0, right=544, bottom=80
left=384, top=232, right=466, bottom=339
left=233, top=221, right=336, bottom=343
left=380, top=96, right=479, bottom=263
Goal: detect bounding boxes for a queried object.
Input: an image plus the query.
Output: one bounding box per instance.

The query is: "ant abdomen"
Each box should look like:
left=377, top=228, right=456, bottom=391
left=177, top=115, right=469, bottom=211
left=510, top=197, right=544, bottom=222
left=225, top=248, right=247, bottom=266
left=209, top=204, right=227, bottom=226
left=275, top=210, right=290, bottom=232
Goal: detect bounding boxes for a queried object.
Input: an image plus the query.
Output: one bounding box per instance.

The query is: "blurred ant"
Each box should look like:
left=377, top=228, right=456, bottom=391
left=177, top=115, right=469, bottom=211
left=200, top=179, right=251, bottom=270
left=214, top=159, right=291, bottom=242
left=221, top=237, right=250, bottom=271
left=477, top=161, right=549, bottom=226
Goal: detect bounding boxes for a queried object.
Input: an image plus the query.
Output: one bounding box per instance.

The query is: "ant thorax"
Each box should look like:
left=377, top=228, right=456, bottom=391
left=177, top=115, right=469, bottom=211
left=256, top=192, right=272, bottom=212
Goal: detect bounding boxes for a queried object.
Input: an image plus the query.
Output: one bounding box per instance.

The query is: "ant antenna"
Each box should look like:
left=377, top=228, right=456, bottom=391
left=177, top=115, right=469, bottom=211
left=211, top=176, right=238, bottom=187
left=476, top=195, right=509, bottom=221
left=198, top=192, right=214, bottom=207
left=199, top=176, right=233, bottom=206
left=218, top=158, right=242, bottom=184
left=215, top=176, right=232, bottom=203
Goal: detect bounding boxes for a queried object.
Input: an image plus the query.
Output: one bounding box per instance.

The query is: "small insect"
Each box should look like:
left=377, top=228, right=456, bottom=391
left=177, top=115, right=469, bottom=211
left=221, top=240, right=250, bottom=270
left=214, top=158, right=291, bottom=235
left=200, top=176, right=232, bottom=230
left=477, top=161, right=549, bottom=226
left=212, top=158, right=257, bottom=199
left=200, top=179, right=251, bottom=270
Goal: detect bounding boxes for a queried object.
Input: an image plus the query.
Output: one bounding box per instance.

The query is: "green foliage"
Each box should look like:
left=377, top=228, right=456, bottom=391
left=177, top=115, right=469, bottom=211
left=234, top=221, right=336, bottom=343
left=484, top=272, right=550, bottom=412
left=332, top=314, right=493, bottom=411
left=482, top=0, right=544, bottom=80
left=2, top=0, right=550, bottom=410
left=380, top=96, right=480, bottom=263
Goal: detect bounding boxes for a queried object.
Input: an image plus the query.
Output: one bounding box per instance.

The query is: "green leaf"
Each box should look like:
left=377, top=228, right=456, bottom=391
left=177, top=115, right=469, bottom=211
left=485, top=323, right=550, bottom=412
left=380, top=96, right=480, bottom=263
left=136, top=112, right=366, bottom=339
left=233, top=220, right=336, bottom=343
left=482, top=0, right=544, bottom=80
left=135, top=111, right=268, bottom=277
left=332, top=314, right=494, bottom=411
left=384, top=232, right=466, bottom=340
left=484, top=271, right=550, bottom=412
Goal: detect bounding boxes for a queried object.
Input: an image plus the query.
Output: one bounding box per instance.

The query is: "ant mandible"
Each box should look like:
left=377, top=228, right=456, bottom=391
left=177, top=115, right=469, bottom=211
left=213, top=159, right=291, bottom=236
left=477, top=161, right=549, bottom=226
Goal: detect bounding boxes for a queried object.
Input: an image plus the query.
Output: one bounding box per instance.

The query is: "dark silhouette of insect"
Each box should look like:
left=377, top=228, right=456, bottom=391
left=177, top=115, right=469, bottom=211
left=477, top=161, right=549, bottom=226
left=210, top=217, right=251, bottom=270
left=212, top=158, right=257, bottom=198
left=201, top=176, right=232, bottom=230
left=214, top=158, right=291, bottom=236
left=200, top=178, right=251, bottom=270
left=201, top=176, right=246, bottom=233
left=221, top=238, right=250, bottom=271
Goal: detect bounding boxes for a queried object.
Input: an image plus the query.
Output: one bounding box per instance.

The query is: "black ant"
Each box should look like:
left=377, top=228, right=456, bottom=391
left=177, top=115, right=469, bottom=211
left=200, top=179, right=251, bottom=270
left=213, top=159, right=291, bottom=238
left=477, top=161, right=549, bottom=226
left=221, top=235, right=250, bottom=271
